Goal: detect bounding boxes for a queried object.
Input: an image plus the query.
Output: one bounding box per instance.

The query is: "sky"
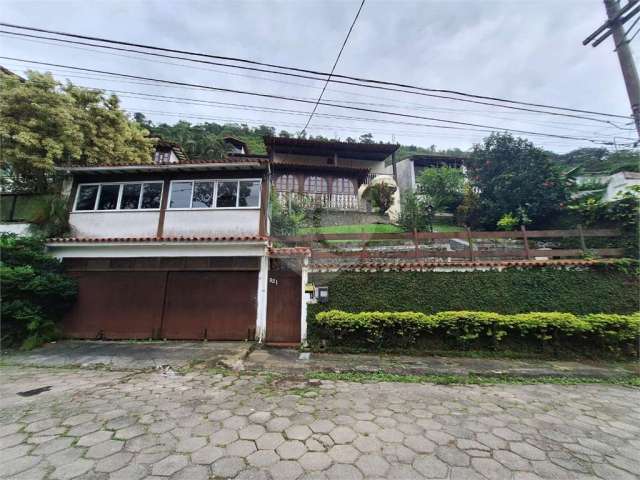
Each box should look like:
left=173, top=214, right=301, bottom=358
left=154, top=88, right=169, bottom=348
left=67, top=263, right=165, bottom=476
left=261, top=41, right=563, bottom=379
left=0, top=0, right=638, bottom=153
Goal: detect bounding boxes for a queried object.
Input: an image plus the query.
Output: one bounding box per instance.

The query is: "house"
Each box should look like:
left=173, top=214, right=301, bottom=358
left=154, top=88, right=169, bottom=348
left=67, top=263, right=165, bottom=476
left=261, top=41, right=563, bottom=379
left=603, top=171, right=640, bottom=202
left=45, top=138, right=309, bottom=345
left=265, top=136, right=399, bottom=215
left=395, top=154, right=466, bottom=194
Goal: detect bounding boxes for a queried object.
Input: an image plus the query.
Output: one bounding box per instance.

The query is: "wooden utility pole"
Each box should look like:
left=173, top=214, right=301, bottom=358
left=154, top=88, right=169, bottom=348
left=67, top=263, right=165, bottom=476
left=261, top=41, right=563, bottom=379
left=603, top=0, right=640, bottom=140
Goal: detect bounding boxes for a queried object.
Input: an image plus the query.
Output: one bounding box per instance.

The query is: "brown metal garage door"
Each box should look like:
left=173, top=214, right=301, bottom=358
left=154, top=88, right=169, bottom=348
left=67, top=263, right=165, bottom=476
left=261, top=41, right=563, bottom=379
left=63, top=260, right=258, bottom=341
left=161, top=271, right=257, bottom=340
left=64, top=271, right=166, bottom=339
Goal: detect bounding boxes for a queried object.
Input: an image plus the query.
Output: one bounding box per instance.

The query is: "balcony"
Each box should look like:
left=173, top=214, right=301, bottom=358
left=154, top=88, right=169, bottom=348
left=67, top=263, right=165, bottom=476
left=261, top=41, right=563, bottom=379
left=275, top=191, right=366, bottom=211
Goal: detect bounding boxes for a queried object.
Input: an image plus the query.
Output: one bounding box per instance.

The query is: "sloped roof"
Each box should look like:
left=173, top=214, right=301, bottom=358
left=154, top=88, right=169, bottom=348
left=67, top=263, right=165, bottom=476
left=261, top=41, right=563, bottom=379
left=264, top=136, right=399, bottom=161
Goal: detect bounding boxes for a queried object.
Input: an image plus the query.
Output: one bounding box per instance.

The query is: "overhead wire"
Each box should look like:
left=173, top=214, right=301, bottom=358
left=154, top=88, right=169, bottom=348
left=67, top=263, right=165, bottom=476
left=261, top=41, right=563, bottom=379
left=0, top=55, right=622, bottom=145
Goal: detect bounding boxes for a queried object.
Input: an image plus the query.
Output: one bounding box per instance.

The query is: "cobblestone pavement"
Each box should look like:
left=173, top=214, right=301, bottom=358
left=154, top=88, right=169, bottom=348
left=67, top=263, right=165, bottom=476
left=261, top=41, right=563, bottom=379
left=1, top=366, right=639, bottom=480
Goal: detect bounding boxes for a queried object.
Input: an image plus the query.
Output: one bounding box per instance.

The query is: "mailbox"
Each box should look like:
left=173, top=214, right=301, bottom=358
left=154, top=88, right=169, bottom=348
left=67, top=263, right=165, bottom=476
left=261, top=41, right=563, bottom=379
left=316, top=286, right=329, bottom=303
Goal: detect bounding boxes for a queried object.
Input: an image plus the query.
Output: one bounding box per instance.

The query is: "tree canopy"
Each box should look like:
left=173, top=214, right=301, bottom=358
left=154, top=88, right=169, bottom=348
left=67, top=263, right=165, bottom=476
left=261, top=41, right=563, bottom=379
left=416, top=166, right=465, bottom=213
left=466, top=133, right=571, bottom=229
left=0, top=71, right=154, bottom=192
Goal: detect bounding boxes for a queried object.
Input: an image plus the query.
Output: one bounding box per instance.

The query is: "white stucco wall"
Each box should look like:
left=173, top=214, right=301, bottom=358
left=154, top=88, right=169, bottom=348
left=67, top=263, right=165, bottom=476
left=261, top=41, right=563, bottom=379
left=603, top=173, right=640, bottom=202
left=0, top=223, right=31, bottom=236
left=69, top=211, right=160, bottom=238
left=163, top=209, right=260, bottom=237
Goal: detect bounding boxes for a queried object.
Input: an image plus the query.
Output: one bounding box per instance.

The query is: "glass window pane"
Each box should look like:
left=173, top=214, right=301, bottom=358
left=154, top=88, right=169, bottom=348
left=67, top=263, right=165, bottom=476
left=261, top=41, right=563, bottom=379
left=238, top=180, right=261, bottom=207
left=97, top=185, right=120, bottom=210
left=216, top=181, right=238, bottom=208
left=169, top=181, right=192, bottom=208
left=141, top=183, right=162, bottom=209
left=192, top=181, right=214, bottom=208
left=121, top=184, right=142, bottom=209
left=76, top=185, right=99, bottom=210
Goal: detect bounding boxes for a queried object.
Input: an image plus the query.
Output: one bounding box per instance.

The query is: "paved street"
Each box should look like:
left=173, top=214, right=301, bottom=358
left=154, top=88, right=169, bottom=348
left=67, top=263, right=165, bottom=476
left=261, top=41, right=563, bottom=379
left=1, top=366, right=639, bottom=480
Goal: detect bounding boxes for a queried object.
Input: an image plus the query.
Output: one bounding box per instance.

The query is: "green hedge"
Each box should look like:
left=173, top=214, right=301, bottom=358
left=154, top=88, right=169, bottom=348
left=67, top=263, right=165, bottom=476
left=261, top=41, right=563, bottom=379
left=308, top=268, right=639, bottom=318
left=312, top=310, right=640, bottom=357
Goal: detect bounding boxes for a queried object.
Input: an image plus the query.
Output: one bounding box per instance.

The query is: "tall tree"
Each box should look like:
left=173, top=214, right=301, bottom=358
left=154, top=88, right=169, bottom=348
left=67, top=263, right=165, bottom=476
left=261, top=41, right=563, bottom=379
left=0, top=71, right=154, bottom=192
left=466, top=133, right=571, bottom=228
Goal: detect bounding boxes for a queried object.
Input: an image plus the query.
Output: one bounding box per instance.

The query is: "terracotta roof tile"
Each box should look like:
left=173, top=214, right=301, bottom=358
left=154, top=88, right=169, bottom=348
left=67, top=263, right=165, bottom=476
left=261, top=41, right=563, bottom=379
left=48, top=235, right=268, bottom=244
left=310, top=258, right=616, bottom=271
left=268, top=247, right=312, bottom=257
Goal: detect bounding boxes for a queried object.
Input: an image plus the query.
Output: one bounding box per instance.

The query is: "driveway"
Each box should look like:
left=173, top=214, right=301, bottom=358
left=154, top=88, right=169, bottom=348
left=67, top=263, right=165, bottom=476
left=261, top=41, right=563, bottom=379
left=1, top=365, right=639, bottom=479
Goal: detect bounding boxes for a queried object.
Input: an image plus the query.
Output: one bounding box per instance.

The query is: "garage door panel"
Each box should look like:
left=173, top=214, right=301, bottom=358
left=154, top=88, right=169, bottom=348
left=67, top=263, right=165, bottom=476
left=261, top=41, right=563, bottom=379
left=161, top=271, right=258, bottom=341
left=64, top=272, right=165, bottom=339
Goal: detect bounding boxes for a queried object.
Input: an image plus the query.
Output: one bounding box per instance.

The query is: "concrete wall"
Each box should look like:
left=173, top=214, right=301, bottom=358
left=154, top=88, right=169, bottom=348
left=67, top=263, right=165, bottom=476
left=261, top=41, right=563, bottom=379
left=603, top=172, right=640, bottom=202
left=0, top=223, right=31, bottom=236
left=163, top=209, right=260, bottom=237
left=69, top=211, right=160, bottom=238
left=395, top=158, right=416, bottom=194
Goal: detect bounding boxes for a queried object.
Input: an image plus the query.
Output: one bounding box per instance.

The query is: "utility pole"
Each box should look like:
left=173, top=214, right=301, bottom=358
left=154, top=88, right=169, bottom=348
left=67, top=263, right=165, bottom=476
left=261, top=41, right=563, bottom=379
left=603, top=0, right=640, bottom=140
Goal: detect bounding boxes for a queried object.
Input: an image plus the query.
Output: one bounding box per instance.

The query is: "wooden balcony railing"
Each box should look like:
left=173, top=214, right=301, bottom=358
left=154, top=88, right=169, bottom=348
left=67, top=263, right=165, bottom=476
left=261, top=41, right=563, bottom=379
left=276, top=191, right=366, bottom=211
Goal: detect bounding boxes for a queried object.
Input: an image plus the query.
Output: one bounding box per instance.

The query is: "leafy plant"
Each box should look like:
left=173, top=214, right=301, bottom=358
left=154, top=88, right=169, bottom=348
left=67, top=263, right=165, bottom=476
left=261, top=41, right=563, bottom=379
left=497, top=213, right=518, bottom=231
left=364, top=183, right=396, bottom=213
left=1, top=71, right=154, bottom=192
left=398, top=191, right=433, bottom=232
left=269, top=191, right=306, bottom=237
left=312, top=309, right=640, bottom=357
left=455, top=185, right=482, bottom=228
left=0, top=234, right=77, bottom=349
left=416, top=166, right=464, bottom=213
left=466, top=133, right=571, bottom=229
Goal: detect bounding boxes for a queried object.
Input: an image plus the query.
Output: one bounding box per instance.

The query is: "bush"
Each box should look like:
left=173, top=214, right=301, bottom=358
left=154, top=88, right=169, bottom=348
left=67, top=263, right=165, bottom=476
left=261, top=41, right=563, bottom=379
left=0, top=234, right=77, bottom=349
left=398, top=191, right=432, bottom=232
left=312, top=310, right=640, bottom=357
left=365, top=183, right=396, bottom=213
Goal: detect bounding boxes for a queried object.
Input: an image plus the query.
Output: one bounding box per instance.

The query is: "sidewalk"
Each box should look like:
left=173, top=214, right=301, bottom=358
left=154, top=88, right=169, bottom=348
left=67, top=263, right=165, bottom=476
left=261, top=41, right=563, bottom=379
left=3, top=340, right=638, bottom=379
left=244, top=347, right=640, bottom=379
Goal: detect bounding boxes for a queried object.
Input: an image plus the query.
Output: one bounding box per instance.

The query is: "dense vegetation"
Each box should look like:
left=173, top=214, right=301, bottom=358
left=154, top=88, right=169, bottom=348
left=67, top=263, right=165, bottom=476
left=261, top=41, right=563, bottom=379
left=0, top=234, right=77, bottom=349
left=311, top=310, right=640, bottom=357
left=0, top=71, right=154, bottom=193
left=551, top=147, right=639, bottom=174
left=308, top=267, right=639, bottom=319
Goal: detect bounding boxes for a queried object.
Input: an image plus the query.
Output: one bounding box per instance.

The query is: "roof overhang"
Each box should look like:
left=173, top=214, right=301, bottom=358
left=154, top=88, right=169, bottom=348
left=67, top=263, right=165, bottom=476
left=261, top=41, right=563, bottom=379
left=46, top=237, right=269, bottom=259
left=55, top=161, right=266, bottom=175
left=265, top=136, right=399, bottom=161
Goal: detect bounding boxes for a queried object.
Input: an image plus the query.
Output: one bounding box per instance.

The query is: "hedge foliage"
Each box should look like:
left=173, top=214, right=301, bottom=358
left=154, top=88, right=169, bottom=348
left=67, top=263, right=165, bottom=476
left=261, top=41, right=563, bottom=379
left=308, top=269, right=639, bottom=318
left=1, top=234, right=77, bottom=349
left=313, top=310, right=640, bottom=357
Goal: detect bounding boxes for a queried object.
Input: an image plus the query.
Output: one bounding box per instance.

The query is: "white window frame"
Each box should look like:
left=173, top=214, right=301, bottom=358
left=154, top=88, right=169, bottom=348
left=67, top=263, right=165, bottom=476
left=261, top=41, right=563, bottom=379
left=73, top=181, right=164, bottom=212
left=167, top=178, right=262, bottom=211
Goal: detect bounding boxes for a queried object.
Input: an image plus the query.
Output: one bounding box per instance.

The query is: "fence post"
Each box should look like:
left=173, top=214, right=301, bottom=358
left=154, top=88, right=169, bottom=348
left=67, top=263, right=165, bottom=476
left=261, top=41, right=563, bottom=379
left=466, top=228, right=475, bottom=262
left=577, top=224, right=587, bottom=252
left=413, top=228, right=419, bottom=258
left=521, top=225, right=530, bottom=259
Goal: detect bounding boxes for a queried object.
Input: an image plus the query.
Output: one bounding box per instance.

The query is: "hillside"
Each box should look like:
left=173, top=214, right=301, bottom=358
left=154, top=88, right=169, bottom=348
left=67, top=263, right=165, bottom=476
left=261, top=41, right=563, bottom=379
left=135, top=115, right=638, bottom=173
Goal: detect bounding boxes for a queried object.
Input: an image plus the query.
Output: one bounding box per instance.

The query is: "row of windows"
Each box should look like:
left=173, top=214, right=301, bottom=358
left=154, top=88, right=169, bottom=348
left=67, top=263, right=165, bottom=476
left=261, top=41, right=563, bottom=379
left=169, top=179, right=260, bottom=209
left=273, top=175, right=356, bottom=195
left=75, top=182, right=163, bottom=211
left=73, top=179, right=261, bottom=212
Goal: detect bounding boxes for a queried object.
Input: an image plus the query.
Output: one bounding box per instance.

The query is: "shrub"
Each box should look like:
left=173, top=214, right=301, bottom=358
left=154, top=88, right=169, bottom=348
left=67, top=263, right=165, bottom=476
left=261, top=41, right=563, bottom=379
left=312, top=310, right=640, bottom=357
left=398, top=191, right=432, bottom=232
left=0, top=234, right=77, bottom=349
left=365, top=183, right=396, bottom=213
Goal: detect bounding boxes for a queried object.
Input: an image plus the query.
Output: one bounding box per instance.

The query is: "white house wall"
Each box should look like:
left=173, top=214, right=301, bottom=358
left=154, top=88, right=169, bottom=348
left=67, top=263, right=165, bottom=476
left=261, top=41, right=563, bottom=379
left=162, top=209, right=260, bottom=237
left=69, top=211, right=160, bottom=238
left=0, top=223, right=31, bottom=236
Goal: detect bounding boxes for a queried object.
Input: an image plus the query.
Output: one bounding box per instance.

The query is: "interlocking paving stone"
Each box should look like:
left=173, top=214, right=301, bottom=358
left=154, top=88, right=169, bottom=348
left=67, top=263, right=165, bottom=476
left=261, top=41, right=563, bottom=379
left=1, top=366, right=639, bottom=480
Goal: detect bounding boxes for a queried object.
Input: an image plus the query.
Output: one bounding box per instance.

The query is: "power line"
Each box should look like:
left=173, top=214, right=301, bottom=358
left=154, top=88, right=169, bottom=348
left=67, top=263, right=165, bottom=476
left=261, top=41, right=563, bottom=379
left=0, top=21, right=630, bottom=120
left=301, top=0, right=365, bottom=133
left=0, top=55, right=620, bottom=145
left=2, top=30, right=626, bottom=128
left=3, top=34, right=629, bottom=135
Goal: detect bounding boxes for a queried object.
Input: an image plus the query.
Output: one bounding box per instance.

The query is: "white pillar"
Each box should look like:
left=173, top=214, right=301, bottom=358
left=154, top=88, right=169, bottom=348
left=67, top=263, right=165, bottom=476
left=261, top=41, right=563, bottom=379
left=255, top=254, right=269, bottom=342
left=300, top=256, right=309, bottom=345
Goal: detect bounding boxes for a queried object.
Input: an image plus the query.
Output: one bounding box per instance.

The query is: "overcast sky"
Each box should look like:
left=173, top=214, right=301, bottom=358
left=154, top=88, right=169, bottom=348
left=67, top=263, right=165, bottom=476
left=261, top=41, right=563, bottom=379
left=0, top=0, right=637, bottom=153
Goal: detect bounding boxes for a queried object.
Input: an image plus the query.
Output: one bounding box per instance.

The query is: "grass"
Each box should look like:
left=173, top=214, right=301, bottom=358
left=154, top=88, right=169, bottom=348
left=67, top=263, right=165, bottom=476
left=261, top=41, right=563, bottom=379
left=299, top=224, right=404, bottom=234
left=306, top=371, right=640, bottom=387
left=299, top=222, right=463, bottom=235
